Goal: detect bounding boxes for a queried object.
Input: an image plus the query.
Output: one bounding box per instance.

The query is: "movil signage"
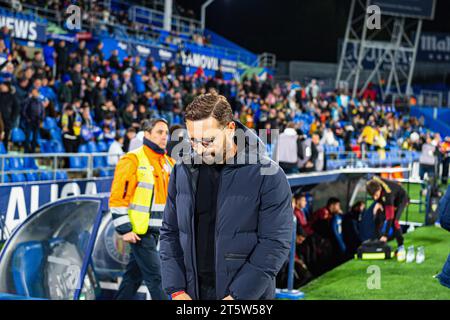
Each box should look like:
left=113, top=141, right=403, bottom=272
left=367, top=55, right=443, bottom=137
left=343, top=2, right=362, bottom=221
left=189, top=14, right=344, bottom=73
left=180, top=51, right=219, bottom=70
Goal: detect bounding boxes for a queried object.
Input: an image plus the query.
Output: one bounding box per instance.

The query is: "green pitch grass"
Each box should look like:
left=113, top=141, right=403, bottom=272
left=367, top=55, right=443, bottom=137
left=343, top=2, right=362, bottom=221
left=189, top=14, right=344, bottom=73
left=300, top=226, right=450, bottom=300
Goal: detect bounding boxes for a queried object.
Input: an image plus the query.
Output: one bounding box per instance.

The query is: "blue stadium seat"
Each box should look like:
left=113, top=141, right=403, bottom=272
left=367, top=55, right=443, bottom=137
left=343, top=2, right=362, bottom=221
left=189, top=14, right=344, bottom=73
left=11, top=241, right=46, bottom=298
left=26, top=173, right=38, bottom=182
left=23, top=158, right=38, bottom=170
left=87, top=141, right=97, bottom=153
left=0, top=143, right=6, bottom=154
left=38, top=140, right=52, bottom=153
left=94, top=156, right=106, bottom=168
left=99, top=169, right=113, bottom=177
left=70, top=157, right=87, bottom=169
left=39, top=172, right=53, bottom=181
left=96, top=141, right=108, bottom=153
left=49, top=128, right=62, bottom=142
left=43, top=117, right=58, bottom=130
left=78, top=144, right=88, bottom=153
left=50, top=140, right=65, bottom=153
left=11, top=128, right=25, bottom=144
left=11, top=173, right=26, bottom=183
left=0, top=174, right=10, bottom=183
left=8, top=158, right=23, bottom=171
left=56, top=171, right=68, bottom=181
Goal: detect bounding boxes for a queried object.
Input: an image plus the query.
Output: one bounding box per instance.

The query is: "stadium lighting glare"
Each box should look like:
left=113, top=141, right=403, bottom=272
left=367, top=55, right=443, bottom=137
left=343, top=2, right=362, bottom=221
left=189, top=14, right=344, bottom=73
left=201, top=0, right=215, bottom=31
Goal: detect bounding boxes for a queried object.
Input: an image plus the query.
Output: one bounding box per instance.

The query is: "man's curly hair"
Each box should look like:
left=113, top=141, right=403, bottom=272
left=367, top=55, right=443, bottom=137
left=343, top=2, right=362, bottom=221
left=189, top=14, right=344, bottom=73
left=184, top=91, right=233, bottom=126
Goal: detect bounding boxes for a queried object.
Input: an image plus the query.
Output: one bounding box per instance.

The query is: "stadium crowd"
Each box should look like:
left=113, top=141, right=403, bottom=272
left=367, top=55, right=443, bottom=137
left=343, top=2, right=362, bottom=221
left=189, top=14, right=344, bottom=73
left=0, top=1, right=449, bottom=295
left=0, top=11, right=449, bottom=183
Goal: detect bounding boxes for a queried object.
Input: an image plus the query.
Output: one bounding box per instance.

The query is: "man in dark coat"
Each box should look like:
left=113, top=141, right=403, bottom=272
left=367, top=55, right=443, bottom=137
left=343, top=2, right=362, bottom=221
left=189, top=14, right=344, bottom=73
left=0, top=82, right=20, bottom=151
left=437, top=186, right=450, bottom=288
left=160, top=92, right=293, bottom=300
left=21, top=88, right=45, bottom=153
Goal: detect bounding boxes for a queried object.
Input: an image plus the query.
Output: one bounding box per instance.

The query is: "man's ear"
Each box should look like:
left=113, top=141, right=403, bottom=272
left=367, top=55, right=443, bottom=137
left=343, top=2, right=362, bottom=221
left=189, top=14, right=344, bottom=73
left=227, top=121, right=236, bottom=130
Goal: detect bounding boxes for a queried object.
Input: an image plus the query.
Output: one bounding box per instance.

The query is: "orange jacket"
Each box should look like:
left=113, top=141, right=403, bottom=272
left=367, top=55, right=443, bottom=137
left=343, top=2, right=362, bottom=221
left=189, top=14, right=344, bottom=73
left=109, top=144, right=175, bottom=234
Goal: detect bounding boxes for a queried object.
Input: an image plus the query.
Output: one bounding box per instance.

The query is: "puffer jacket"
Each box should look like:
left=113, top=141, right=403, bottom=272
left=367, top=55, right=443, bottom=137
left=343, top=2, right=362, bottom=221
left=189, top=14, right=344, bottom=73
left=160, top=121, right=293, bottom=300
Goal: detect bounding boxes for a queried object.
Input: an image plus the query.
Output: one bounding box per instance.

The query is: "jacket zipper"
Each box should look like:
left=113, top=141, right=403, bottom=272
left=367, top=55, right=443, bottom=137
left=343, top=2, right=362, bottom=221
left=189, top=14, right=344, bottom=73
left=214, top=167, right=224, bottom=298
left=182, top=164, right=199, bottom=300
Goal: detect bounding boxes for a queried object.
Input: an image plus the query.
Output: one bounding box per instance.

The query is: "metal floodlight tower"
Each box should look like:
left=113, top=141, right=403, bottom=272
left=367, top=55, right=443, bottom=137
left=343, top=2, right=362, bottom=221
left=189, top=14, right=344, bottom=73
left=335, top=0, right=425, bottom=102
left=201, top=0, right=215, bottom=31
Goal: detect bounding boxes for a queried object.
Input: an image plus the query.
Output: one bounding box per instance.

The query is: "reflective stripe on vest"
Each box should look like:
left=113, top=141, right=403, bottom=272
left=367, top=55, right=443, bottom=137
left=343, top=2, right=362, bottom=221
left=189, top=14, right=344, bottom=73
left=128, top=146, right=155, bottom=235
left=128, top=146, right=174, bottom=234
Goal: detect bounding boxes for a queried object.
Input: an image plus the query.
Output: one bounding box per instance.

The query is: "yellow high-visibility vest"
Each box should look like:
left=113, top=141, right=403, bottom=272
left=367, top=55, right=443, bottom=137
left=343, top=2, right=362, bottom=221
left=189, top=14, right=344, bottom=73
left=128, top=146, right=174, bottom=235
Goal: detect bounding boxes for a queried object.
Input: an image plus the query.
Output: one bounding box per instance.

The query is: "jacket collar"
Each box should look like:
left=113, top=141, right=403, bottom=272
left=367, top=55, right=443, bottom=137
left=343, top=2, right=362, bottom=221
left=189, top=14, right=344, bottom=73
left=143, top=137, right=165, bottom=155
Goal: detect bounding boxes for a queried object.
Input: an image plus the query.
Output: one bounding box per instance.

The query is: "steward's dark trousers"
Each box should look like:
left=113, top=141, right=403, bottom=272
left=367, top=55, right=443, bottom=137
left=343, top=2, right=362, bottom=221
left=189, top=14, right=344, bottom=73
left=115, top=231, right=167, bottom=300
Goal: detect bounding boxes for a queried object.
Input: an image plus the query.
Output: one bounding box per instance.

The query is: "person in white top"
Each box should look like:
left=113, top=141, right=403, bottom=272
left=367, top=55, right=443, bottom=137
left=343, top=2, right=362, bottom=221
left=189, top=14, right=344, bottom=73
left=108, top=134, right=124, bottom=166
left=128, top=119, right=152, bottom=151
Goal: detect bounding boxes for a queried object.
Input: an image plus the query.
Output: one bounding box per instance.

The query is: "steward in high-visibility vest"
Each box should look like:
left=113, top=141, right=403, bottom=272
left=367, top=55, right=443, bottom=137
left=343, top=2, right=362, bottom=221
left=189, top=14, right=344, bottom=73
left=109, top=118, right=175, bottom=300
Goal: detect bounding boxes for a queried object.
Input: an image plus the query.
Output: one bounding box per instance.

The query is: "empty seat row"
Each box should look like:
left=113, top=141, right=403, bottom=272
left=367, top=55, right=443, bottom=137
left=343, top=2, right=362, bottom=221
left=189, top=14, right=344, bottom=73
left=1, top=171, right=68, bottom=183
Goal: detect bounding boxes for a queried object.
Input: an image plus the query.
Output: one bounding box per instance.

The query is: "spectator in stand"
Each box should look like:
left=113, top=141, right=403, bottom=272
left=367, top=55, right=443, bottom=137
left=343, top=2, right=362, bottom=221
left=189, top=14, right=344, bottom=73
left=305, top=79, right=320, bottom=101
left=311, top=132, right=325, bottom=172
left=61, top=105, right=81, bottom=155
left=22, top=88, right=45, bottom=153
left=55, top=40, right=68, bottom=79
left=108, top=49, right=121, bottom=71
left=71, top=63, right=83, bottom=100
left=358, top=123, right=378, bottom=158
left=161, top=87, right=175, bottom=125
left=0, top=81, right=20, bottom=151
left=122, top=126, right=137, bottom=153
left=129, top=120, right=148, bottom=151
left=298, top=131, right=316, bottom=173
left=121, top=102, right=136, bottom=129
left=98, top=124, right=116, bottom=144
left=275, top=122, right=302, bottom=174
left=419, top=135, right=438, bottom=180
left=32, top=50, right=45, bottom=71
left=43, top=39, right=56, bottom=77
left=107, top=134, right=124, bottom=166
left=120, top=69, right=134, bottom=109
left=137, top=103, right=151, bottom=122
left=440, top=136, right=450, bottom=185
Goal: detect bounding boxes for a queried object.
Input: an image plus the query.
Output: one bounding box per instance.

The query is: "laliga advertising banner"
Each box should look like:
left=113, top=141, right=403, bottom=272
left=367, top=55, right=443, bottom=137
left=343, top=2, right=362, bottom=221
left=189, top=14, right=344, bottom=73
left=0, top=178, right=113, bottom=240
left=0, top=12, right=47, bottom=42
left=99, top=37, right=177, bottom=66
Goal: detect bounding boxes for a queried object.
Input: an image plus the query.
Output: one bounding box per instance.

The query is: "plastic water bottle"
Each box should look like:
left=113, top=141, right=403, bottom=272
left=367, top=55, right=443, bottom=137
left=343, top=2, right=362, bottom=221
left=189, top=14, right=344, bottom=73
left=406, top=245, right=415, bottom=263
left=397, top=245, right=406, bottom=262
left=416, top=246, right=425, bottom=264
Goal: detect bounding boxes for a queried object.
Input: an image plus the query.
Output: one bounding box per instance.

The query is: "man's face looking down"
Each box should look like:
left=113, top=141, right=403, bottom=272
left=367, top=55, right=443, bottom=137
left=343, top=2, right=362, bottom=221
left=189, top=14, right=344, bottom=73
left=186, top=117, right=236, bottom=165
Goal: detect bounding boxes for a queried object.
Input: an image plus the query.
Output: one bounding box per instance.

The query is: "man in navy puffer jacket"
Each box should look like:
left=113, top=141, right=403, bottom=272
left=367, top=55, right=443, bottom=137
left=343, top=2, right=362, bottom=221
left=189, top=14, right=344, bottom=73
left=160, top=92, right=293, bottom=300
left=437, top=185, right=450, bottom=288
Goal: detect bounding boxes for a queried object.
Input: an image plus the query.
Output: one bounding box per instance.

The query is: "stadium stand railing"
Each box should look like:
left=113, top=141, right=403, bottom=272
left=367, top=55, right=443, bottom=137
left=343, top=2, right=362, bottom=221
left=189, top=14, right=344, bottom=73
left=0, top=0, right=258, bottom=67
left=0, top=152, right=120, bottom=183
left=324, top=150, right=421, bottom=170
